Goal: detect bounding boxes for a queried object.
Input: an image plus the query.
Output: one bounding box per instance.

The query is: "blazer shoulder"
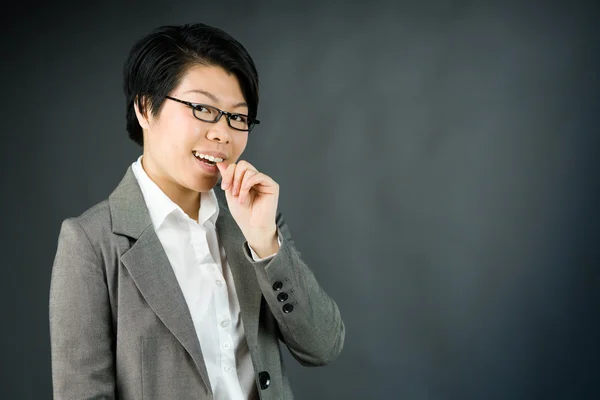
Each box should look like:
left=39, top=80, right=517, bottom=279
left=70, top=199, right=111, bottom=229
left=60, top=199, right=114, bottom=249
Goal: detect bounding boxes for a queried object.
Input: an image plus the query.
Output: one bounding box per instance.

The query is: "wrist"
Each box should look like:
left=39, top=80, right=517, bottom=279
left=246, top=226, right=279, bottom=259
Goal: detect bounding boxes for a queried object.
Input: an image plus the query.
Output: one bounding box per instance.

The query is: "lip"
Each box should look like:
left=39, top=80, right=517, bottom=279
left=192, top=150, right=228, bottom=161
left=193, top=154, right=220, bottom=174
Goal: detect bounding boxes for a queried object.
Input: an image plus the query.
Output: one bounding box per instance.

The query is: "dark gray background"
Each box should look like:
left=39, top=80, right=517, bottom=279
left=1, top=0, right=599, bottom=399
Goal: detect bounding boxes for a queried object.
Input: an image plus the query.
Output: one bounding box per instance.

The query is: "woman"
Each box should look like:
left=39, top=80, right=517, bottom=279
left=49, top=23, right=344, bottom=400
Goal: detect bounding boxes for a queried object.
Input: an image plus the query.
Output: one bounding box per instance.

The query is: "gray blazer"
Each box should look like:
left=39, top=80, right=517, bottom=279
left=49, top=167, right=344, bottom=399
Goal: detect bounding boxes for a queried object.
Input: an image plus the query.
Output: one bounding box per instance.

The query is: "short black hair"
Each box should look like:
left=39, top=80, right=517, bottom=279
left=123, top=23, right=259, bottom=146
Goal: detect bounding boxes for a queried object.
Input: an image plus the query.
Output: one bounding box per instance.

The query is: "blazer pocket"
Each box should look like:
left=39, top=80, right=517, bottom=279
left=141, top=336, right=209, bottom=400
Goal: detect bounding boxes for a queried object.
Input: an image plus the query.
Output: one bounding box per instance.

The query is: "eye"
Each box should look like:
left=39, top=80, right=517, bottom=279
left=193, top=104, right=211, bottom=114
left=229, top=114, right=247, bottom=123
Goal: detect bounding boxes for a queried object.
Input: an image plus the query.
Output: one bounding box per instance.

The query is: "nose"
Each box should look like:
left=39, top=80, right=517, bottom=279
left=205, top=117, right=232, bottom=144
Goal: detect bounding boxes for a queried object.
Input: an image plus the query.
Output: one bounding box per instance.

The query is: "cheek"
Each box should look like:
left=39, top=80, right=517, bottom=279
left=157, top=119, right=195, bottom=153
left=232, top=135, right=249, bottom=160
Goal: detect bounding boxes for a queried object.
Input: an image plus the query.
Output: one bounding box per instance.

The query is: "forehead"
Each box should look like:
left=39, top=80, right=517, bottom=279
left=175, top=64, right=245, bottom=107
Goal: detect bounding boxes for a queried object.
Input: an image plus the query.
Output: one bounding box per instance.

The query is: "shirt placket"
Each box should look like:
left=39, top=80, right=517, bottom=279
left=190, top=219, right=243, bottom=399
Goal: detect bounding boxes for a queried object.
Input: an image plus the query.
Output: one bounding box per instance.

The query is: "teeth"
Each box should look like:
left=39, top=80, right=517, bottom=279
left=193, top=152, right=224, bottom=163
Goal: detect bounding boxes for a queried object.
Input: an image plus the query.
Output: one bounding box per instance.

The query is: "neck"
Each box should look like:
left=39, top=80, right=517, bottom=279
left=177, top=193, right=201, bottom=222
left=141, top=156, right=201, bottom=221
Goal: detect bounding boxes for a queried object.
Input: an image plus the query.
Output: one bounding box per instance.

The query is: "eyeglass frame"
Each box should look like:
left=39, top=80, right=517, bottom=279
left=164, top=95, right=260, bottom=132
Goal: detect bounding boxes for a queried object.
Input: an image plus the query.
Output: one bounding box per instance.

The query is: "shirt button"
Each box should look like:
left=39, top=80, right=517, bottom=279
left=223, top=342, right=231, bottom=350
left=224, top=365, right=233, bottom=373
left=220, top=319, right=230, bottom=328
left=216, top=280, right=224, bottom=287
left=208, top=265, right=216, bottom=273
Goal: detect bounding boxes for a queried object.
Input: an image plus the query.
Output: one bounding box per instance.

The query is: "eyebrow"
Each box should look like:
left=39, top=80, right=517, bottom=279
left=183, top=89, right=248, bottom=109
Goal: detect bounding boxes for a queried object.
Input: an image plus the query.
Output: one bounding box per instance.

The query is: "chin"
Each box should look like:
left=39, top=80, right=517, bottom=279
left=187, top=177, right=218, bottom=193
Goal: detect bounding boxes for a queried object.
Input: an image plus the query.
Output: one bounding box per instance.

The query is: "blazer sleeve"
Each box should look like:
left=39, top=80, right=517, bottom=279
left=49, top=218, right=116, bottom=399
left=244, top=212, right=345, bottom=366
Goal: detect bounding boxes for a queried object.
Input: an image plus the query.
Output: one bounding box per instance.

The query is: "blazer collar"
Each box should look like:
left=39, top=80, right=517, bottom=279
left=108, top=166, right=153, bottom=239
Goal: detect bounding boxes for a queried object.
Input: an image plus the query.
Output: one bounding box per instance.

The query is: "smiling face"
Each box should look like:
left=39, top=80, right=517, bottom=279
left=136, top=64, right=249, bottom=205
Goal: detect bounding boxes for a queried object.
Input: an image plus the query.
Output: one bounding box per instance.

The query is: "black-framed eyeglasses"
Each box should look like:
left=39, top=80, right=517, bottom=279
left=165, top=96, right=259, bottom=132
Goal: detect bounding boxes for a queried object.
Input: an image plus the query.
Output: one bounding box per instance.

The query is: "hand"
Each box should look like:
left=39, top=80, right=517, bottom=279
left=217, top=160, right=279, bottom=258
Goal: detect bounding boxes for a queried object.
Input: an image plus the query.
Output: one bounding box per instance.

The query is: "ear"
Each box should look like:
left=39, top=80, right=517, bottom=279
left=133, top=96, right=151, bottom=130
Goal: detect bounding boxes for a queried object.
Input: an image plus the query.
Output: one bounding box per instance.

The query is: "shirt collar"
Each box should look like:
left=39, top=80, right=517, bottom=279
left=199, top=186, right=220, bottom=225
left=131, top=156, right=219, bottom=229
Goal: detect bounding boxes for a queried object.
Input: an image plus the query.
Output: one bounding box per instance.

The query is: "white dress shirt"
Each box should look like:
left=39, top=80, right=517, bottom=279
left=132, top=156, right=272, bottom=400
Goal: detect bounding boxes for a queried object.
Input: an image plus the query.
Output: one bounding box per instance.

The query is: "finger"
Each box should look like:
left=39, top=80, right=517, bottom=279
left=240, top=172, right=279, bottom=195
left=216, top=161, right=227, bottom=175
left=232, top=160, right=257, bottom=196
left=238, top=169, right=259, bottom=204
left=218, top=162, right=236, bottom=190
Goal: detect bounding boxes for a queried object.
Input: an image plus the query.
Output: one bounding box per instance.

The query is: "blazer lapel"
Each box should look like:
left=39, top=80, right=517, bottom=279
left=215, top=191, right=262, bottom=350
left=108, top=167, right=211, bottom=392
